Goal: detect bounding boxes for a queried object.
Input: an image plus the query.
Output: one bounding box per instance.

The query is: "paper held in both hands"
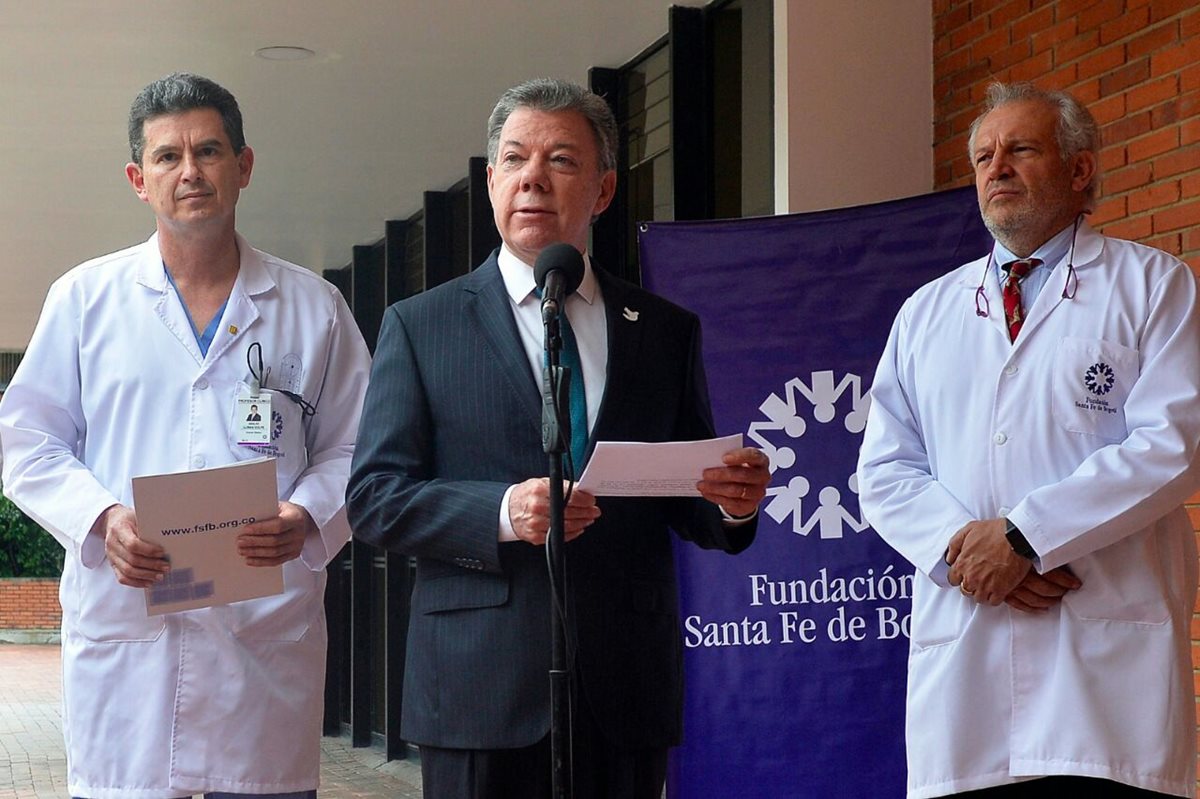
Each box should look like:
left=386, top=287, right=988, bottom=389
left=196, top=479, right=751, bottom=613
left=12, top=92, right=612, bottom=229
left=132, top=457, right=283, bottom=616
left=576, top=433, right=743, bottom=496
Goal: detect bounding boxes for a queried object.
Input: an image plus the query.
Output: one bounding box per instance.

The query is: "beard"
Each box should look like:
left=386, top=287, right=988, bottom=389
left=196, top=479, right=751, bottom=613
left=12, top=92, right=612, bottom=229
left=979, top=184, right=1081, bottom=256
left=982, top=200, right=1040, bottom=242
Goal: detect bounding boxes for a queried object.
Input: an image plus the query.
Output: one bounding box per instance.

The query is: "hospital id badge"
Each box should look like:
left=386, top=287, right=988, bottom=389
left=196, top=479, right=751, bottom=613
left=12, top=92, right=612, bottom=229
left=236, top=394, right=272, bottom=445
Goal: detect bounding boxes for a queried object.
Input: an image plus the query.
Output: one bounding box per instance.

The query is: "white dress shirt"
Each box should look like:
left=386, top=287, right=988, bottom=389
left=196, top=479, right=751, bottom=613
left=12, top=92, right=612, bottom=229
left=496, top=244, right=608, bottom=540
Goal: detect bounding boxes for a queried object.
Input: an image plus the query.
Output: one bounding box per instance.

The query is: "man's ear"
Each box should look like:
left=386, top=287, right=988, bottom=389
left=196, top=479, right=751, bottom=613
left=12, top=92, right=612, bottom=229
left=1071, top=150, right=1097, bottom=196
left=237, top=146, right=255, bottom=189
left=125, top=162, right=149, bottom=203
left=592, top=169, right=617, bottom=218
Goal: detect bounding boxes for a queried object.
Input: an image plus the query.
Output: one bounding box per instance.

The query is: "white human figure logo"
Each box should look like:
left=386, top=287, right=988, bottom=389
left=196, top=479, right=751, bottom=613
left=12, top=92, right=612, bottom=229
left=750, top=371, right=873, bottom=540
left=749, top=370, right=870, bottom=472
left=792, top=480, right=868, bottom=539
left=765, top=475, right=810, bottom=532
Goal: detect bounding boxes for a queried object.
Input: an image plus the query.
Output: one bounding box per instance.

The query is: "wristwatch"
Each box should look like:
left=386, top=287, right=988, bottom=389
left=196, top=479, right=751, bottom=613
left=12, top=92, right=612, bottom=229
left=1004, top=518, right=1036, bottom=560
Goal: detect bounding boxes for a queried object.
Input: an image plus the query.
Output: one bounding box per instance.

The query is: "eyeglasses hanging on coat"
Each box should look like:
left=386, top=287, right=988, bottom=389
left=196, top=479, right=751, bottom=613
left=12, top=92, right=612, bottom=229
left=974, top=215, right=1082, bottom=321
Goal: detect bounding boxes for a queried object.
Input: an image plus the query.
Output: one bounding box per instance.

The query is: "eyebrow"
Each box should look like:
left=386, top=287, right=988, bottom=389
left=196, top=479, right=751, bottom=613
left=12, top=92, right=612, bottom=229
left=978, top=135, right=1041, bottom=149
left=500, top=138, right=581, bottom=152
left=972, top=136, right=1042, bottom=156
left=147, top=137, right=227, bottom=159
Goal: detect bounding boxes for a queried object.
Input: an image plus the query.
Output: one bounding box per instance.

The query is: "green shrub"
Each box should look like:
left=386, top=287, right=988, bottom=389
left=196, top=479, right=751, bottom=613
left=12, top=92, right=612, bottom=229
left=0, top=493, right=63, bottom=578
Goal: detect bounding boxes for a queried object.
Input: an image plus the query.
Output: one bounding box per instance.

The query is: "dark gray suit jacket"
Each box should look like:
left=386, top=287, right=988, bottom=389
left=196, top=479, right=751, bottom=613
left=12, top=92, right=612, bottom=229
left=347, top=252, right=755, bottom=750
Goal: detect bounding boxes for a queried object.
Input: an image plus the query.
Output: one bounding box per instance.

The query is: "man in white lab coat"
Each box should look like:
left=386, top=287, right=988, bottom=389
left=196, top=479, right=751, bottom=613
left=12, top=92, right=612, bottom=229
left=858, top=82, right=1200, bottom=798
left=0, top=73, right=370, bottom=798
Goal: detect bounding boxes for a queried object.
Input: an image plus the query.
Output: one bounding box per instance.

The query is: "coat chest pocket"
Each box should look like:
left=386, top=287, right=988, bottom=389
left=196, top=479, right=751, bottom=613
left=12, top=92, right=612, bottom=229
left=1051, top=337, right=1137, bottom=443
left=228, top=381, right=309, bottom=491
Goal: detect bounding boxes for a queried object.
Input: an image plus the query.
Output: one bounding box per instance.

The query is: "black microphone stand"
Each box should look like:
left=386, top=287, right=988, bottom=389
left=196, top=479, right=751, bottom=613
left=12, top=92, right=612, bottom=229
left=540, top=302, right=573, bottom=799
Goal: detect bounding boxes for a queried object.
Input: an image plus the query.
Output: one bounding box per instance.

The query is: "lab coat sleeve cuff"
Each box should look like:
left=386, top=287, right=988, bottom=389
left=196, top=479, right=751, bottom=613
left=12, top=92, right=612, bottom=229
left=299, top=505, right=351, bottom=571
left=1005, top=506, right=1048, bottom=573
left=80, top=528, right=106, bottom=569
left=79, top=500, right=122, bottom=570
left=928, top=555, right=952, bottom=588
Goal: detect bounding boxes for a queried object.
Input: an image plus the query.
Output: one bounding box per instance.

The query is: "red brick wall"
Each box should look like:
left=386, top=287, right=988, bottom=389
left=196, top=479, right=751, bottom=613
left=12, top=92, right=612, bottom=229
left=0, top=578, right=61, bottom=629
left=933, top=0, right=1200, bottom=269
left=932, top=0, right=1200, bottom=785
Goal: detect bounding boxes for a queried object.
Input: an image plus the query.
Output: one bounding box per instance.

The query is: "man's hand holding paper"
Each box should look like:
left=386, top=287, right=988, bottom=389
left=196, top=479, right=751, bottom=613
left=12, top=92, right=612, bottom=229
left=577, top=433, right=770, bottom=518
left=238, top=500, right=315, bottom=566
left=98, top=504, right=169, bottom=588
left=507, top=478, right=602, bottom=546
left=697, top=446, right=771, bottom=518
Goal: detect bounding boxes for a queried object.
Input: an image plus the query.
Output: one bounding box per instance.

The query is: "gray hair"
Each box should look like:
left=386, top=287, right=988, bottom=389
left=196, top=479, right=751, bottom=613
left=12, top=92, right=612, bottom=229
left=967, top=81, right=1101, bottom=207
left=486, top=78, right=618, bottom=173
left=128, top=73, right=246, bottom=165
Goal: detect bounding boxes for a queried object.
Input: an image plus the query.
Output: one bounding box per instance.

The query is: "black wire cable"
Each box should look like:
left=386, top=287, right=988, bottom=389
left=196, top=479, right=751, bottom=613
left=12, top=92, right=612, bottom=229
left=246, top=341, right=317, bottom=417
left=544, top=361, right=578, bottom=673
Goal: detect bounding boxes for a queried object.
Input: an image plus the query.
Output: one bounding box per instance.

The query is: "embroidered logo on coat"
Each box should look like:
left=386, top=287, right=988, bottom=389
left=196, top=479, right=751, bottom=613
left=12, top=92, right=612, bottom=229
left=1084, top=362, right=1115, bottom=396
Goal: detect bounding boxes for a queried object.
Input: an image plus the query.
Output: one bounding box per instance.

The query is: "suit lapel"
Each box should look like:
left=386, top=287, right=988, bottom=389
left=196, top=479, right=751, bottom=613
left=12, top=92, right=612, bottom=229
left=463, top=255, right=543, bottom=422
left=592, top=268, right=646, bottom=444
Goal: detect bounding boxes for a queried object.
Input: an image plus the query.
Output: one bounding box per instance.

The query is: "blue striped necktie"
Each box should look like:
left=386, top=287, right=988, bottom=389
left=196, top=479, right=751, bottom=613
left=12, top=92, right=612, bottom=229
left=535, top=288, right=588, bottom=473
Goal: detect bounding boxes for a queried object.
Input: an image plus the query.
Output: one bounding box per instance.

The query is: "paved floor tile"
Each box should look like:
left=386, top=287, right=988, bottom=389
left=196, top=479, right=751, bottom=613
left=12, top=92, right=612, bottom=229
left=0, top=644, right=422, bottom=798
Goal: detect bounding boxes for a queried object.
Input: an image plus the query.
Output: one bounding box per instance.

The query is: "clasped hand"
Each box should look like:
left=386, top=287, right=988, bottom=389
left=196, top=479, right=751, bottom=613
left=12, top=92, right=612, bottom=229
left=946, top=518, right=1080, bottom=612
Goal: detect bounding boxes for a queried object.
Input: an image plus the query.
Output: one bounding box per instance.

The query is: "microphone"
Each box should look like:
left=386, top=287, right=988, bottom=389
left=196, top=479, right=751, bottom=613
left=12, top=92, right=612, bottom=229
left=534, top=243, right=585, bottom=323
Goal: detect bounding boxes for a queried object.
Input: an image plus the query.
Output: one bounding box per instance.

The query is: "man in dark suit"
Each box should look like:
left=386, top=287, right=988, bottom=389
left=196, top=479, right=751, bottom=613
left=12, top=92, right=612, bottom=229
left=347, top=78, right=770, bottom=799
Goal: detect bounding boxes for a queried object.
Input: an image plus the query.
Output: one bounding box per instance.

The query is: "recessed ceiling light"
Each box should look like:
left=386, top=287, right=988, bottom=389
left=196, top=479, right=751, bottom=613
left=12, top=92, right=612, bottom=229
left=254, top=46, right=316, bottom=61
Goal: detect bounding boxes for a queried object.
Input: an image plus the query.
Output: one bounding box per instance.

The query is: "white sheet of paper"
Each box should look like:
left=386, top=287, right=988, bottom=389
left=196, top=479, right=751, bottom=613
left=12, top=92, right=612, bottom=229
left=576, top=433, right=743, bottom=496
left=133, top=457, right=283, bottom=616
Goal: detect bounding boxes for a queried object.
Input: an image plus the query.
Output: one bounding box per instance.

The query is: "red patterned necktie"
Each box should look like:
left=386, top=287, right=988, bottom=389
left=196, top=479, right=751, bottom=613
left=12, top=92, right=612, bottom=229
left=1002, top=258, right=1040, bottom=341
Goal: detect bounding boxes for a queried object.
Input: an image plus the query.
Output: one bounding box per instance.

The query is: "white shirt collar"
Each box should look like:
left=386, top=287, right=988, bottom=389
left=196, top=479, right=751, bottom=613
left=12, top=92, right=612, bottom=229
left=992, top=221, right=1076, bottom=274
left=496, top=243, right=598, bottom=307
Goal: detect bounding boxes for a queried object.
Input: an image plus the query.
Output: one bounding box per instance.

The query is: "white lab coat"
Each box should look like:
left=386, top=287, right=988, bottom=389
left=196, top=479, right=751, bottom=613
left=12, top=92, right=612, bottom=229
left=0, top=233, right=371, bottom=798
left=857, top=223, right=1200, bottom=798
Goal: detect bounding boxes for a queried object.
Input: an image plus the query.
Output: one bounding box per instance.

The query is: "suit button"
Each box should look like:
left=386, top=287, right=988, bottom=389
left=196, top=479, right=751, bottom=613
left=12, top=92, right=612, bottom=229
left=993, top=432, right=1007, bottom=445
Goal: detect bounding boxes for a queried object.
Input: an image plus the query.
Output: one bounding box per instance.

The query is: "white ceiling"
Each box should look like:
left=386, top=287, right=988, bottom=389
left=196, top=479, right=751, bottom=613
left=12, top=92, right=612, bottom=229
left=0, top=0, right=703, bottom=349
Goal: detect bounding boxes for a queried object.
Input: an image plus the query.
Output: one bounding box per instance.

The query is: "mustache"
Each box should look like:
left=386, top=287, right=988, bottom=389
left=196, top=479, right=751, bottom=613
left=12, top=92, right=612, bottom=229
left=174, top=184, right=213, bottom=200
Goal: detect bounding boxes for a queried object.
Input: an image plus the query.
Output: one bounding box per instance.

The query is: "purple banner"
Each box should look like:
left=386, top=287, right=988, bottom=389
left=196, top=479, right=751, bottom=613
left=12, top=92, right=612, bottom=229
left=639, top=187, right=991, bottom=798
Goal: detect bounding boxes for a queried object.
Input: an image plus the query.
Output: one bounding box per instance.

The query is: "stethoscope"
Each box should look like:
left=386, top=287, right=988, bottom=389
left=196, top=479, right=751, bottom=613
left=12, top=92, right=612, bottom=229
left=974, top=215, right=1082, bottom=319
